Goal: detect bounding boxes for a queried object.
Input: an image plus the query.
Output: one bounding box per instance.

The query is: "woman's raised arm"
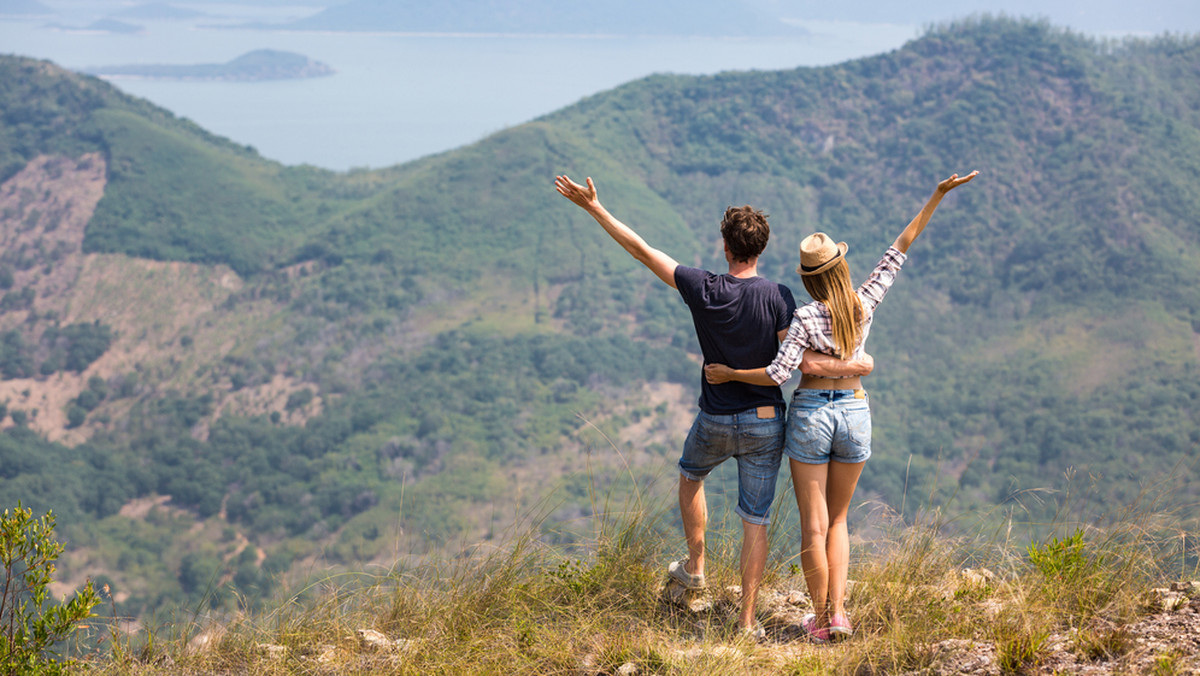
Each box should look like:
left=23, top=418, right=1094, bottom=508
left=892, top=171, right=979, bottom=254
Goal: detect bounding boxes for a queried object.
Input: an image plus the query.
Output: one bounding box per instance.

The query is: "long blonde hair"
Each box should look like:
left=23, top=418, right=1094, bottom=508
left=802, top=258, right=863, bottom=359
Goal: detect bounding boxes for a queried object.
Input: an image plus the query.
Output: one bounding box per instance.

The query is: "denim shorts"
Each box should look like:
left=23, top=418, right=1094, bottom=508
left=678, top=405, right=785, bottom=526
left=785, top=389, right=872, bottom=465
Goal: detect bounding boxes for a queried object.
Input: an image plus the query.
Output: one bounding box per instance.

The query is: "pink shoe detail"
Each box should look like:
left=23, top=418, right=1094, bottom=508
left=800, top=613, right=829, bottom=643
left=829, top=612, right=853, bottom=641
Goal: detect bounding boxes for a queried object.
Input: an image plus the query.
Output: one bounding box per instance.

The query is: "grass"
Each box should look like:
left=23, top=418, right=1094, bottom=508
left=72, top=478, right=1198, bottom=675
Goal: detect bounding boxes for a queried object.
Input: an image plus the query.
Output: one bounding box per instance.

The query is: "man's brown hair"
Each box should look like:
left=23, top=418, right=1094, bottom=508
left=720, top=205, right=770, bottom=263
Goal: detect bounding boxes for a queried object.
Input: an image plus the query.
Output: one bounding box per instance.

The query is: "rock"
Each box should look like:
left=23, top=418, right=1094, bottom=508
left=579, top=652, right=597, bottom=670
left=1171, top=580, right=1200, bottom=597
left=709, top=645, right=743, bottom=658
left=357, top=628, right=393, bottom=652
left=977, top=598, right=1004, bottom=619
left=616, top=662, right=639, bottom=675
left=1148, top=588, right=1188, bottom=613
left=961, top=567, right=996, bottom=587
left=186, top=627, right=224, bottom=655
left=927, top=638, right=997, bottom=675
left=256, top=643, right=287, bottom=659
left=786, top=590, right=808, bottom=606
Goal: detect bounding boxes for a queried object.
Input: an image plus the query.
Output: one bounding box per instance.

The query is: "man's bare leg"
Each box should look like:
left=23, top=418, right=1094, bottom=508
left=679, top=474, right=707, bottom=576
left=739, top=519, right=769, bottom=629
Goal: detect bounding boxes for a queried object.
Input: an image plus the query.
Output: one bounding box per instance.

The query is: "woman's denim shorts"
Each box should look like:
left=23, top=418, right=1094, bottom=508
left=785, top=389, right=872, bottom=465
left=678, top=405, right=785, bottom=526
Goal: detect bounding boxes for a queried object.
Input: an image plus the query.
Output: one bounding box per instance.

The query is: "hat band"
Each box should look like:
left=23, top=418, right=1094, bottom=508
left=801, top=248, right=842, bottom=273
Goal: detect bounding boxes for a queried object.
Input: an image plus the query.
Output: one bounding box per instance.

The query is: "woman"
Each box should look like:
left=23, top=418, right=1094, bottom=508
left=704, top=171, right=978, bottom=642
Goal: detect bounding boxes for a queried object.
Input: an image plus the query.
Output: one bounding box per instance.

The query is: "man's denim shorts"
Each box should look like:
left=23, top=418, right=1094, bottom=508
left=785, top=389, right=872, bottom=465
left=678, top=405, right=785, bottom=526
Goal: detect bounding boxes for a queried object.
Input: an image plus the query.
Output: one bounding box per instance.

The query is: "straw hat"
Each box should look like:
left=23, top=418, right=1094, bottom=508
left=796, top=232, right=848, bottom=276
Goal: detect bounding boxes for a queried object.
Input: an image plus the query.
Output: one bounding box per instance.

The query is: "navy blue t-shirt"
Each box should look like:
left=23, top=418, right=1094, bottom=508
left=674, top=266, right=797, bottom=414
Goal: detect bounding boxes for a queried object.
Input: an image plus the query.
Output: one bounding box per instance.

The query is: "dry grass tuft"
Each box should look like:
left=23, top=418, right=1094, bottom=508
left=77, top=481, right=1197, bottom=675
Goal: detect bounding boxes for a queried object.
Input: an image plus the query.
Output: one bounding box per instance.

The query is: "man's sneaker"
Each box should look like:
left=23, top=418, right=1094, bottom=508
left=667, top=558, right=706, bottom=590
left=739, top=621, right=767, bottom=643
left=829, top=612, right=854, bottom=641
left=800, top=613, right=829, bottom=643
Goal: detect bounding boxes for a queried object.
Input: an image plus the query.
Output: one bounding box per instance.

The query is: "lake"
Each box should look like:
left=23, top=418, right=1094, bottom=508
left=1, top=3, right=919, bottom=169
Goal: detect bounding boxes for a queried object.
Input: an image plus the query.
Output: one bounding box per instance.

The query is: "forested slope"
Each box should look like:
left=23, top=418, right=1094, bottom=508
left=537, top=16, right=1200, bottom=513
left=0, top=16, right=1196, bottom=624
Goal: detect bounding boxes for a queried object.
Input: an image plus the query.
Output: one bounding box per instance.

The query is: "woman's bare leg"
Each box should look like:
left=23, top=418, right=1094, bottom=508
left=825, top=460, right=865, bottom=617
left=790, top=458, right=831, bottom=625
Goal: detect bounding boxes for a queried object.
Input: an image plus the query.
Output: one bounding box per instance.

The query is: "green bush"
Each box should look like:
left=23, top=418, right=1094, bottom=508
left=1028, top=528, right=1095, bottom=582
left=0, top=504, right=100, bottom=674
left=65, top=405, right=86, bottom=429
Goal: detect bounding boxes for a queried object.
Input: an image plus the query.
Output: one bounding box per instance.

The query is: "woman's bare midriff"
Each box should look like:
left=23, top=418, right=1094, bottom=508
left=798, top=375, right=863, bottom=391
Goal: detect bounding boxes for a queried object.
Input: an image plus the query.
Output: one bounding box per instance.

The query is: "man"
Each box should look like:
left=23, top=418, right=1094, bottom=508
left=553, top=174, right=872, bottom=637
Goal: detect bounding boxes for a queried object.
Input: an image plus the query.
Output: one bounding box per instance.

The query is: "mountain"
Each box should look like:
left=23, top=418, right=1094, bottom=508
left=754, top=0, right=1200, bottom=35
left=80, top=19, right=144, bottom=34
left=0, top=16, right=1197, bottom=623
left=272, top=0, right=802, bottom=36
left=229, top=0, right=1200, bottom=37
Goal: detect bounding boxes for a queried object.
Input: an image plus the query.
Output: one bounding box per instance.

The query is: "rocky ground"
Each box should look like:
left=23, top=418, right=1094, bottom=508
left=659, top=577, right=1200, bottom=674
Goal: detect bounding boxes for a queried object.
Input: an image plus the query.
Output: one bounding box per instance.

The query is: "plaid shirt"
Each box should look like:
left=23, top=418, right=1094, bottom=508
left=765, top=246, right=908, bottom=385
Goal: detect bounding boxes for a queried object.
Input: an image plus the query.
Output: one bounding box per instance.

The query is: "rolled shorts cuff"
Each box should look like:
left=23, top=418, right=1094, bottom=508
left=677, top=465, right=706, bottom=483
left=785, top=450, right=872, bottom=465
left=735, top=504, right=771, bottom=526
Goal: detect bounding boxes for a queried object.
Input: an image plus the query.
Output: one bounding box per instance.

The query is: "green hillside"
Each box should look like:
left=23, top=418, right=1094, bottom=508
left=535, top=17, right=1200, bottom=512
left=0, top=16, right=1197, bottom=625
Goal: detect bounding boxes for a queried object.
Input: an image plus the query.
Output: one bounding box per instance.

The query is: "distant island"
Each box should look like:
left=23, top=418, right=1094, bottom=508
left=111, top=2, right=205, bottom=21
left=46, top=19, right=145, bottom=35
left=85, top=49, right=334, bottom=81
left=247, top=0, right=806, bottom=37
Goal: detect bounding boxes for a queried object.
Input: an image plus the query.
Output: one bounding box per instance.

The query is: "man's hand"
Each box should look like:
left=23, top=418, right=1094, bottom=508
left=555, top=175, right=600, bottom=212
left=936, top=170, right=979, bottom=195
left=704, top=363, right=733, bottom=384
left=553, top=173, right=680, bottom=288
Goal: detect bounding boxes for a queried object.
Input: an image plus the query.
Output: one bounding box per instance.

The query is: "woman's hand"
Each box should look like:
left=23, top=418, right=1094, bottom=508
left=704, top=363, right=733, bottom=384
left=893, top=170, right=979, bottom=253
left=936, top=170, right=979, bottom=194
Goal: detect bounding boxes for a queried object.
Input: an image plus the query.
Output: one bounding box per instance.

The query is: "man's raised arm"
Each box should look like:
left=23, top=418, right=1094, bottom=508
left=555, top=175, right=679, bottom=288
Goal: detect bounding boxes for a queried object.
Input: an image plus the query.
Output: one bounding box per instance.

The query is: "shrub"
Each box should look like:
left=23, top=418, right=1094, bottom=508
left=65, top=405, right=86, bottom=428
left=0, top=504, right=100, bottom=674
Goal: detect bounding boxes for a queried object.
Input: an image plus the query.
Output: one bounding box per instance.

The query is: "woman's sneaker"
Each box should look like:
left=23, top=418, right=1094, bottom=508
left=829, top=612, right=854, bottom=641
left=667, top=558, right=706, bottom=590
left=800, top=613, right=829, bottom=643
